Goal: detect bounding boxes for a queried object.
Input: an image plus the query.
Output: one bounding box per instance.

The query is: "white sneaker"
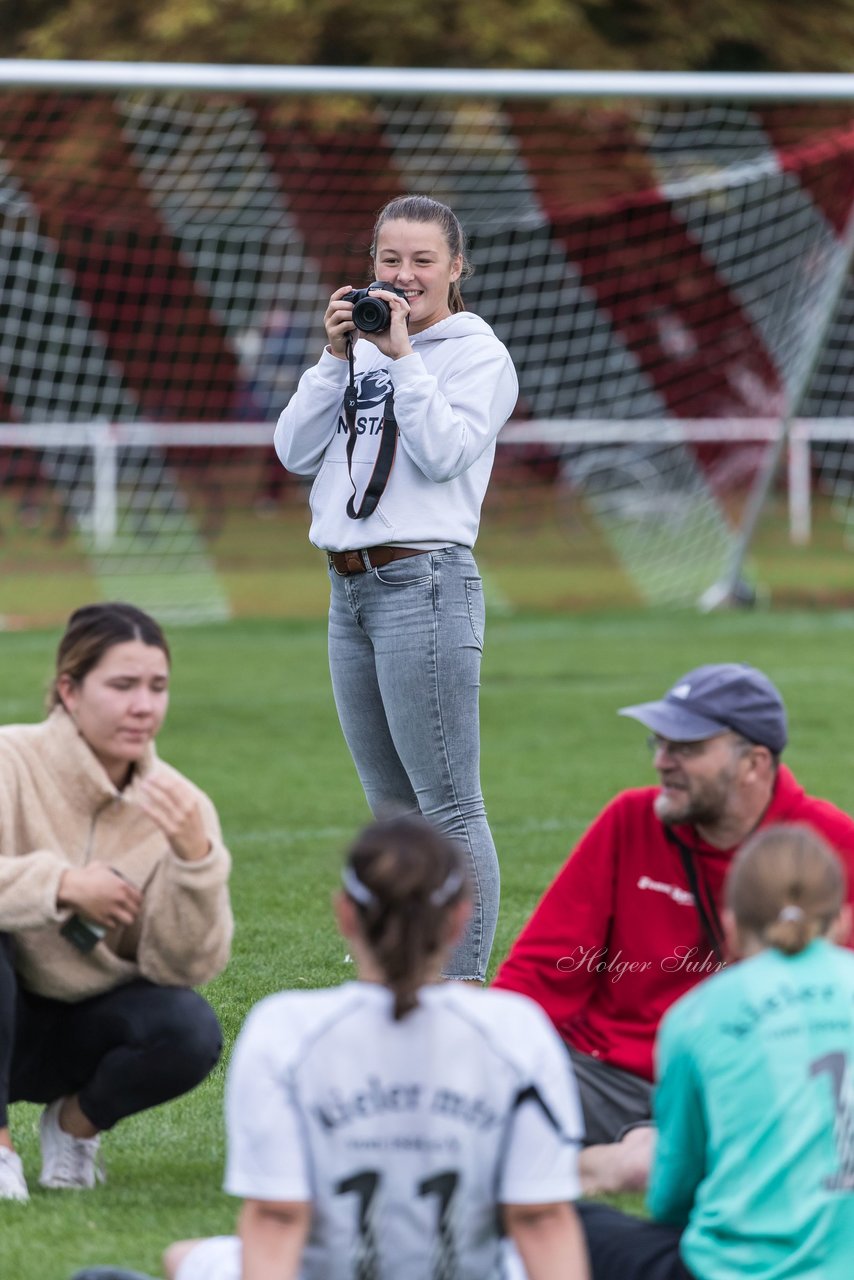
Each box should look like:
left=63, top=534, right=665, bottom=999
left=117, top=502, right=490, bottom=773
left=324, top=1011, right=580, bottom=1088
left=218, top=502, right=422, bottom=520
left=0, top=1147, right=29, bottom=1202
left=39, top=1100, right=105, bottom=1190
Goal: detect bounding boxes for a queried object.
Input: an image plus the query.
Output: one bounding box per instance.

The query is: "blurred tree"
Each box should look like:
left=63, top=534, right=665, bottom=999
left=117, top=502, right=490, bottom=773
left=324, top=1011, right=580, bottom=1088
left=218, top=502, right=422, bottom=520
left=3, top=0, right=615, bottom=66
left=614, top=0, right=854, bottom=71
left=2, top=0, right=854, bottom=70
left=3, top=0, right=330, bottom=64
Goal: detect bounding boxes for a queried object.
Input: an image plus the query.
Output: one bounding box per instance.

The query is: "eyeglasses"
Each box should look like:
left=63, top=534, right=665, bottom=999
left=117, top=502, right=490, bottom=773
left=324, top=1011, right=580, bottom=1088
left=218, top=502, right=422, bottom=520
left=646, top=734, right=714, bottom=760
left=646, top=732, right=754, bottom=760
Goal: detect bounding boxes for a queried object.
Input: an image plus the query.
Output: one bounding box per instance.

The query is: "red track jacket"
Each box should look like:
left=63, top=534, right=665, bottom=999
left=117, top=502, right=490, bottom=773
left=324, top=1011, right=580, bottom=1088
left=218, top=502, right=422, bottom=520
left=493, top=767, right=854, bottom=1083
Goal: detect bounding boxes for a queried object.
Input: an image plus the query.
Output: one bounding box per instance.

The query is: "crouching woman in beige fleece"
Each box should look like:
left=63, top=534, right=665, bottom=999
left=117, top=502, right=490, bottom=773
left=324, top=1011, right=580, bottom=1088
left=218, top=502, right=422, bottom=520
left=0, top=602, right=233, bottom=1203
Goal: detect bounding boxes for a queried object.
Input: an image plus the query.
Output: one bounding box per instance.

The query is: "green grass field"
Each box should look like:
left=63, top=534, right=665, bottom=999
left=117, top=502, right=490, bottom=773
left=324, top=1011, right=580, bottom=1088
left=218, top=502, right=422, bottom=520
left=3, top=482, right=854, bottom=627
left=3, top=606, right=854, bottom=1277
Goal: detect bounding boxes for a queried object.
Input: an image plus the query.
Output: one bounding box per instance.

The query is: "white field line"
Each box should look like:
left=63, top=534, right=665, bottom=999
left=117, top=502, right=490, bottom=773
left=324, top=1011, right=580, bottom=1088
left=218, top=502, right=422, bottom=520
left=231, top=815, right=585, bottom=848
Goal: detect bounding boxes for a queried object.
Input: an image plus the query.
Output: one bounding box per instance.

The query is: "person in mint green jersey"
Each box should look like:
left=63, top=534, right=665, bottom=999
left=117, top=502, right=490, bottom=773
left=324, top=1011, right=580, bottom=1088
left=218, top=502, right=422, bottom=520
left=578, top=821, right=854, bottom=1280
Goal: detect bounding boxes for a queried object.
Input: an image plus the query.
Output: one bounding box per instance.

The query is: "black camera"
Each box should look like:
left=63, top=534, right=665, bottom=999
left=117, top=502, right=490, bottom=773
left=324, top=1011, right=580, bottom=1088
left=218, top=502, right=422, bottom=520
left=344, top=282, right=409, bottom=334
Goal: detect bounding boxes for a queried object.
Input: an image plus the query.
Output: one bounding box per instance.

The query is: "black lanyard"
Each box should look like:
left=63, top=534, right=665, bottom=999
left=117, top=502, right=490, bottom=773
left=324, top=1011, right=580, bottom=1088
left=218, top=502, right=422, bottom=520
left=663, top=828, right=726, bottom=964
left=343, top=338, right=398, bottom=520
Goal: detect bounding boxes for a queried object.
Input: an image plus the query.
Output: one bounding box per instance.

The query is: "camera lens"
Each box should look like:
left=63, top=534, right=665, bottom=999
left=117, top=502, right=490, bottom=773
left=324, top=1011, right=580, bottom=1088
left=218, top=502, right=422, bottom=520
left=353, top=296, right=391, bottom=334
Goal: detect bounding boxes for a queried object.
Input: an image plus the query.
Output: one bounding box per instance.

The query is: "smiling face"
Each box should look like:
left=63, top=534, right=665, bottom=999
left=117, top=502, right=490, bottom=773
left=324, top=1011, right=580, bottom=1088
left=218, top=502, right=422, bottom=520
left=58, top=640, right=170, bottom=787
left=373, top=218, right=462, bottom=335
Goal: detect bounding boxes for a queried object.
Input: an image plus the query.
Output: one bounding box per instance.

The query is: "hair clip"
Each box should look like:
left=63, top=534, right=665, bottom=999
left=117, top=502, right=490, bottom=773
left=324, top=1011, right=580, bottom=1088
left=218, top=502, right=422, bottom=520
left=341, top=865, right=377, bottom=907
left=778, top=904, right=805, bottom=923
left=430, top=867, right=464, bottom=906
left=343, top=863, right=464, bottom=909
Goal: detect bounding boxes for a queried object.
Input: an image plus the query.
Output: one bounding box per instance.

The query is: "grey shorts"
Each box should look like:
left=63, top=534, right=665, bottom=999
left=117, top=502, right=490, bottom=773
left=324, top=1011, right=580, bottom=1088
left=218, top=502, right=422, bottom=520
left=567, top=1045, right=653, bottom=1146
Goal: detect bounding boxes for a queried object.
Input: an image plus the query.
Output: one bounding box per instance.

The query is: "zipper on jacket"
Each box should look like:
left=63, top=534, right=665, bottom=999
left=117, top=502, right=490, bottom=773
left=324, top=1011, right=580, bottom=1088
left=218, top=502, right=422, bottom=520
left=83, top=796, right=119, bottom=864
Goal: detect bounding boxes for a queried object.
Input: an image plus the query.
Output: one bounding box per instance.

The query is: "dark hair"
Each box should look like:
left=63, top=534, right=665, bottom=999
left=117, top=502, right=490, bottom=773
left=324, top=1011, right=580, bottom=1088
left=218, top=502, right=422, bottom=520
left=730, top=734, right=781, bottom=775
left=50, top=602, right=171, bottom=710
left=342, top=815, right=470, bottom=1020
left=370, top=194, right=472, bottom=314
left=727, top=824, right=845, bottom=955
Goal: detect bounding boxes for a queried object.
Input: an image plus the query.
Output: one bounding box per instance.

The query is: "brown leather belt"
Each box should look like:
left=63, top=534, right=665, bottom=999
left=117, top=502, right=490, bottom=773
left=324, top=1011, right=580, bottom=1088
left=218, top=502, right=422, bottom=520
left=328, top=546, right=426, bottom=576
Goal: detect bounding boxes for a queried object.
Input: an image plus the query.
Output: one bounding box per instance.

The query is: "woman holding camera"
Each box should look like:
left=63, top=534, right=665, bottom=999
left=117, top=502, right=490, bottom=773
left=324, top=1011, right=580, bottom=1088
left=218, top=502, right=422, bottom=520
left=0, top=602, right=233, bottom=1202
left=274, top=194, right=518, bottom=983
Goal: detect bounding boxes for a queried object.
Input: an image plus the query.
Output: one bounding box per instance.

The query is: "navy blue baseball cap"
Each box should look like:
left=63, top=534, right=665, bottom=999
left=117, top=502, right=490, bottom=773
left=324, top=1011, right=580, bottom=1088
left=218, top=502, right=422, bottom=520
left=618, top=663, right=788, bottom=753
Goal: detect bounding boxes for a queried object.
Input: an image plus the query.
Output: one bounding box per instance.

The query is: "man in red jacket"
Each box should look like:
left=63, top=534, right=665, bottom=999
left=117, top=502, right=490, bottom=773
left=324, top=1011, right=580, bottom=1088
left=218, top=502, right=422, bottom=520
left=493, top=663, right=854, bottom=1192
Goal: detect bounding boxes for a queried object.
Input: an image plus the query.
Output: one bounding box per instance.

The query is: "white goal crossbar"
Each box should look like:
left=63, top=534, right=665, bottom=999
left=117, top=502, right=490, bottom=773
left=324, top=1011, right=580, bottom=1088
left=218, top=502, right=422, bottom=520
left=1, top=62, right=853, bottom=100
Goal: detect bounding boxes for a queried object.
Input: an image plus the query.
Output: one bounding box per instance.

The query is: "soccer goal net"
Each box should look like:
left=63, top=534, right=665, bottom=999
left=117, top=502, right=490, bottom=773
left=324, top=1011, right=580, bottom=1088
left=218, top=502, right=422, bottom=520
left=1, top=63, right=854, bottom=624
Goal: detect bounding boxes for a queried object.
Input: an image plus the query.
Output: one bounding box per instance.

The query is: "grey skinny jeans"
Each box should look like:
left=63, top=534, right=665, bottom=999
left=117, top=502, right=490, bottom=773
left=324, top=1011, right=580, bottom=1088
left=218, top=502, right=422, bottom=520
left=327, top=546, right=499, bottom=980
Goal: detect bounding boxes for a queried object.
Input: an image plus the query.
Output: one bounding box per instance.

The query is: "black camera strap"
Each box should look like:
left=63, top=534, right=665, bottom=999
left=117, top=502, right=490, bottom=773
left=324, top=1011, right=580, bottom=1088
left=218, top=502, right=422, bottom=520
left=343, top=338, right=398, bottom=520
left=663, top=827, right=726, bottom=964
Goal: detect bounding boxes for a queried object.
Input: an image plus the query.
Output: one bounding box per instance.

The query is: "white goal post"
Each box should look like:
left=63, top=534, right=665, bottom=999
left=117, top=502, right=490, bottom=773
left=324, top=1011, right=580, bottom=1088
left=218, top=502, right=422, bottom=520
left=2, top=61, right=854, bottom=621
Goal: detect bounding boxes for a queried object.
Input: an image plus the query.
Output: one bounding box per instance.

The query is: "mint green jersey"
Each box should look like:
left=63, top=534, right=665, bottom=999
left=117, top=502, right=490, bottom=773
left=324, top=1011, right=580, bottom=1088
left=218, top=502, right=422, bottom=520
left=648, top=938, right=854, bottom=1279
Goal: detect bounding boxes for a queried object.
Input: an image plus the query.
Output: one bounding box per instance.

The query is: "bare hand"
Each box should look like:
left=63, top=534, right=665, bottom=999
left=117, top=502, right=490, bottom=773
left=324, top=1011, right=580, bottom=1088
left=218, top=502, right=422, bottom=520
left=357, top=287, right=412, bottom=360
left=136, top=768, right=211, bottom=863
left=324, top=285, right=358, bottom=358
left=58, top=863, right=143, bottom=928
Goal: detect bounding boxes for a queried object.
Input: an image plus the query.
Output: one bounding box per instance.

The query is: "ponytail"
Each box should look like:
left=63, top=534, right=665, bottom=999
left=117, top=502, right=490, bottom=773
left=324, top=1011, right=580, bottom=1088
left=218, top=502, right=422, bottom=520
left=727, top=824, right=845, bottom=956
left=342, top=816, right=470, bottom=1019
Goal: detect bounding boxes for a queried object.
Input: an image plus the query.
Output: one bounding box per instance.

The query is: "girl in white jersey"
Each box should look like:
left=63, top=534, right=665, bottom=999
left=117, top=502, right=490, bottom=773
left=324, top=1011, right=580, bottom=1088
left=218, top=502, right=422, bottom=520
left=164, top=816, right=589, bottom=1280
left=274, top=196, right=519, bottom=984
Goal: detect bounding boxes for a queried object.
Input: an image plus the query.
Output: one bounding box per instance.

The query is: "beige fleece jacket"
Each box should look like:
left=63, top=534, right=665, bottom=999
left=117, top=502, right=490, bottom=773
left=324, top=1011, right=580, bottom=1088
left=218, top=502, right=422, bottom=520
left=0, top=707, right=233, bottom=1000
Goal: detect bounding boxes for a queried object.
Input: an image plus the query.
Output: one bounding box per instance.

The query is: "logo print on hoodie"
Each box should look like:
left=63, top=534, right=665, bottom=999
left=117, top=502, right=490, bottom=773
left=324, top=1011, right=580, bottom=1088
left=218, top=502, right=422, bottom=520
left=337, top=370, right=394, bottom=436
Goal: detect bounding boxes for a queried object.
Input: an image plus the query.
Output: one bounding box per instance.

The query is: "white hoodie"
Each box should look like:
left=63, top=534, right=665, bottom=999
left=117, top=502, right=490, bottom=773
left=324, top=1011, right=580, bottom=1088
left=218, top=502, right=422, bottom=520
left=273, top=311, right=518, bottom=551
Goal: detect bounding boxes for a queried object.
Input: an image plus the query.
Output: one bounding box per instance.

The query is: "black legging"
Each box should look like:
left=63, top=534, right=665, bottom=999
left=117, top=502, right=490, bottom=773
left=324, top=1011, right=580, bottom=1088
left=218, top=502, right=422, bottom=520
left=578, top=1202, right=695, bottom=1280
left=0, top=934, right=222, bottom=1131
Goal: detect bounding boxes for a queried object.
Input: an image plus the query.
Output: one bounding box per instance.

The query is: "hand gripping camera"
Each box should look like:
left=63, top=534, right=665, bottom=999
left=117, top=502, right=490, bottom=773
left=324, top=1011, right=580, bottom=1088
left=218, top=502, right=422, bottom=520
left=343, top=281, right=409, bottom=334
